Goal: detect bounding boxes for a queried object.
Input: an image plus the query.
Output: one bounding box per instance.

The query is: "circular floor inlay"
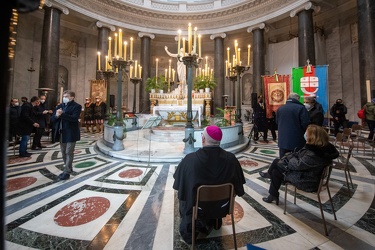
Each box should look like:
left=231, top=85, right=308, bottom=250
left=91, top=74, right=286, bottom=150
left=223, top=201, right=244, bottom=225
left=119, top=169, right=143, bottom=178
left=7, top=177, right=37, bottom=192
left=54, top=197, right=110, bottom=227
left=260, top=149, right=276, bottom=154
left=239, top=159, right=259, bottom=167
left=75, top=161, right=96, bottom=168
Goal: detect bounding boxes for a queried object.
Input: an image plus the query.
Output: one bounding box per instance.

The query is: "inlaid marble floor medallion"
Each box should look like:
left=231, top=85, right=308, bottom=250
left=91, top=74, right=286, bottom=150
left=5, top=128, right=375, bottom=249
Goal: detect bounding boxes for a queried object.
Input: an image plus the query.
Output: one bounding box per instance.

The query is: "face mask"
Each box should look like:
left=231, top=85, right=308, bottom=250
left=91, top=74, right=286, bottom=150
left=304, top=103, right=311, bottom=110
left=304, top=132, right=307, bottom=141
left=40, top=100, right=45, bottom=104
left=96, top=99, right=100, bottom=102
left=63, top=97, right=70, bottom=104
left=14, top=102, right=19, bottom=106
left=86, top=100, right=90, bottom=103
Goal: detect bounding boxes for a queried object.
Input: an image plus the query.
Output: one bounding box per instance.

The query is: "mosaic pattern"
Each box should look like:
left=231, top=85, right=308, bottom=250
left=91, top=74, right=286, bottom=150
left=5, top=130, right=375, bottom=249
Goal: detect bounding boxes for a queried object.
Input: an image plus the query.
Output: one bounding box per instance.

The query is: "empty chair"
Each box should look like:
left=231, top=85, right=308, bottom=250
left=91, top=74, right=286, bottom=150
left=333, top=146, right=354, bottom=196
left=341, top=128, right=352, bottom=150
left=333, top=133, right=344, bottom=155
left=284, top=164, right=337, bottom=236
left=192, top=183, right=237, bottom=249
left=351, top=124, right=363, bottom=153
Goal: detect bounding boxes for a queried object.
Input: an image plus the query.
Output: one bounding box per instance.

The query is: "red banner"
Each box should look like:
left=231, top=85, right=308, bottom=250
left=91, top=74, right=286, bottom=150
left=263, top=74, right=290, bottom=118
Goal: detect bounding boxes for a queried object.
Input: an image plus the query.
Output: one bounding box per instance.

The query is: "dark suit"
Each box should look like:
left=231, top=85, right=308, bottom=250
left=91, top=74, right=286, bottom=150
left=32, top=104, right=47, bottom=148
left=51, top=100, right=82, bottom=174
left=18, top=102, right=38, bottom=155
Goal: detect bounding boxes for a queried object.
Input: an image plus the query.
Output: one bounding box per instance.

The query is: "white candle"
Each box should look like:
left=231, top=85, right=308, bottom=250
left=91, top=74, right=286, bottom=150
left=108, top=37, right=112, bottom=59
left=182, top=37, right=186, bottom=55
left=130, top=66, right=133, bottom=78
left=248, top=44, right=251, bottom=66
left=177, top=30, right=181, bottom=55
left=134, top=60, right=138, bottom=78
left=114, top=33, right=118, bottom=57
left=234, top=40, right=238, bottom=62
left=172, top=69, right=175, bottom=81
left=165, top=69, right=167, bottom=78
left=227, top=47, right=230, bottom=63
left=105, top=55, right=108, bottom=71
left=188, top=23, right=192, bottom=54
left=193, top=27, right=197, bottom=54
left=198, top=34, right=201, bottom=58
left=119, top=29, right=122, bottom=57
left=168, top=59, right=171, bottom=81
left=97, top=52, right=101, bottom=70
left=156, top=58, right=159, bottom=77
left=130, top=37, right=133, bottom=60
left=366, top=80, right=371, bottom=102
left=238, top=48, right=241, bottom=64
left=139, top=65, right=142, bottom=78
left=124, top=41, right=127, bottom=59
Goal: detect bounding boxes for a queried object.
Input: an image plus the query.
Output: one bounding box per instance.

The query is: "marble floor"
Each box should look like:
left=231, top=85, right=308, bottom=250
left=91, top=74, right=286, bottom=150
left=5, top=124, right=375, bottom=250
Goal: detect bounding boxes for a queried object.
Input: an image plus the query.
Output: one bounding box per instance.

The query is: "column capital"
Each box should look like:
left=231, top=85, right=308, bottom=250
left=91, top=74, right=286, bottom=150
left=290, top=1, right=320, bottom=18
left=44, top=0, right=69, bottom=15
left=247, top=23, right=268, bottom=33
left=138, top=32, right=155, bottom=39
left=210, top=33, right=226, bottom=40
left=96, top=21, right=116, bottom=31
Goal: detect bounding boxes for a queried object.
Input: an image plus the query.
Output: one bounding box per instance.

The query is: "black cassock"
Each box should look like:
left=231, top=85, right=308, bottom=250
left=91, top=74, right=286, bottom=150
left=173, top=146, right=245, bottom=243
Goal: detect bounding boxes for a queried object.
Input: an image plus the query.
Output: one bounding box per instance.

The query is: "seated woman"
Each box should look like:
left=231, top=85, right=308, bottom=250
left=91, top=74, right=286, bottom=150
left=259, top=124, right=339, bottom=205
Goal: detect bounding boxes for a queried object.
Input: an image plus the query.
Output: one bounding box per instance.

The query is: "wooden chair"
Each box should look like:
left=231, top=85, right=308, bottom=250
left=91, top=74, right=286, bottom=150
left=350, top=124, right=363, bottom=153
left=342, top=128, right=352, bottom=151
left=192, top=183, right=237, bottom=249
left=333, top=133, right=344, bottom=155
left=284, top=164, right=337, bottom=236
left=333, top=146, right=354, bottom=196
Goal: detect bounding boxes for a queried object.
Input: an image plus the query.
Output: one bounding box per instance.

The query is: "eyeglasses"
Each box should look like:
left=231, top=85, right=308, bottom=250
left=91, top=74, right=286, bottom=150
left=201, top=133, right=205, bottom=139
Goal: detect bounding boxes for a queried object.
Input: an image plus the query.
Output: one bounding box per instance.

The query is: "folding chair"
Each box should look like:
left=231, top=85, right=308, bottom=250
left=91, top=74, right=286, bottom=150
left=192, top=183, right=237, bottom=249
left=350, top=124, right=363, bottom=153
left=284, top=164, right=337, bottom=236
left=333, top=133, right=344, bottom=155
left=333, top=146, right=354, bottom=196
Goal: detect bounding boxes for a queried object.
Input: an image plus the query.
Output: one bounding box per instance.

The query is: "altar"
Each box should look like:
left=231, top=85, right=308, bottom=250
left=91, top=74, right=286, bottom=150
left=149, top=91, right=212, bottom=127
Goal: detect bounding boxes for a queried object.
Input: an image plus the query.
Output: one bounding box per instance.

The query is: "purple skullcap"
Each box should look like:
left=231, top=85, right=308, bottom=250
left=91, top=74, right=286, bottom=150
left=203, top=125, right=223, bottom=141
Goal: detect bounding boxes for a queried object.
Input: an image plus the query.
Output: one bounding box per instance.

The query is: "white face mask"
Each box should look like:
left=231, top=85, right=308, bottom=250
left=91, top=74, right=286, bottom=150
left=304, top=103, right=311, bottom=110
left=40, top=100, right=45, bottom=104
left=14, top=102, right=19, bottom=106
left=86, top=100, right=90, bottom=103
left=63, top=97, right=70, bottom=104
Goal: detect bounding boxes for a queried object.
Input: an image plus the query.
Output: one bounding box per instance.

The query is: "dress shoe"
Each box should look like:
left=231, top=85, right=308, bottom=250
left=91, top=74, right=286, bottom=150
left=31, top=146, right=42, bottom=150
left=19, top=153, right=32, bottom=157
left=262, top=195, right=279, bottom=205
left=58, top=172, right=70, bottom=181
left=259, top=171, right=271, bottom=179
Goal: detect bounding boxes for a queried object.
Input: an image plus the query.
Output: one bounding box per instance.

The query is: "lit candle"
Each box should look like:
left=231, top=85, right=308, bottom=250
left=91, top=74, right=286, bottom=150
left=177, top=30, right=181, bottom=55
left=165, top=68, right=167, bottom=78
left=130, top=66, right=133, bottom=78
left=172, top=69, right=175, bottom=81
left=97, top=52, right=101, bottom=70
left=108, top=37, right=112, bottom=59
left=229, top=63, right=231, bottom=75
left=119, top=29, right=122, bottom=58
left=193, top=27, right=197, bottom=54
left=130, top=37, right=133, bottom=60
left=227, top=47, right=230, bottom=63
left=238, top=48, right=241, bottom=64
left=114, top=33, right=118, bottom=56
left=156, top=58, right=159, bottom=77
left=188, top=23, right=192, bottom=54
left=205, top=56, right=208, bottom=65
left=225, top=60, right=228, bottom=77
left=234, top=40, right=238, bottom=62
left=248, top=44, right=251, bottom=66
left=105, top=55, right=108, bottom=71
left=168, top=59, right=171, bottom=81
left=232, top=55, right=235, bottom=68
left=139, top=65, right=142, bottom=78
left=182, top=37, right=186, bottom=55
left=124, top=41, right=127, bottom=60
left=134, top=60, right=138, bottom=78
left=198, top=34, right=201, bottom=58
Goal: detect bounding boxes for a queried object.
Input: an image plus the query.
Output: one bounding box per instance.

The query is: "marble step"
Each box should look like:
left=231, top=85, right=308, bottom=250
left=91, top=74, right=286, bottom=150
left=143, top=126, right=185, bottom=142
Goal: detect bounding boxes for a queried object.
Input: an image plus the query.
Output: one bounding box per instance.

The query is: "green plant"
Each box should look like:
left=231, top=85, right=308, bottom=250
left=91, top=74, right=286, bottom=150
left=107, top=114, right=127, bottom=133
left=146, top=75, right=168, bottom=92
left=194, top=75, right=217, bottom=90
left=157, top=75, right=168, bottom=92
left=201, top=116, right=210, bottom=128
left=214, top=107, right=230, bottom=127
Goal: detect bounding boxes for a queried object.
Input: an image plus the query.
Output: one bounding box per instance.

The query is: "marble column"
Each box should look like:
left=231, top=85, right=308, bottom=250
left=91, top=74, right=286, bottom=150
left=96, top=21, right=115, bottom=79
left=139, top=32, right=154, bottom=113
left=210, top=33, right=226, bottom=114
left=248, top=24, right=266, bottom=96
left=39, top=2, right=68, bottom=109
left=357, top=0, right=375, bottom=104
left=290, top=2, right=320, bottom=66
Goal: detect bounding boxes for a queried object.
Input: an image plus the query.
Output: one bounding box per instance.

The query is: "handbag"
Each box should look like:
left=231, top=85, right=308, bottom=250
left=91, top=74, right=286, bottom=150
left=357, top=108, right=365, bottom=119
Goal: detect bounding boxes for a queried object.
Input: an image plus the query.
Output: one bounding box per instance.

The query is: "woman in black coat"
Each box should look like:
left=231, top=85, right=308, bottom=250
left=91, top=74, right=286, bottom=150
left=259, top=124, right=339, bottom=205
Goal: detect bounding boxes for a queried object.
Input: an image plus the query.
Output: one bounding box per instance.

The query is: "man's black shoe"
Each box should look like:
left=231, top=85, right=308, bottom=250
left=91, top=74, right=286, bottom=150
left=259, top=171, right=271, bottom=179
left=31, top=146, right=42, bottom=150
left=19, top=153, right=32, bottom=157
left=58, top=173, right=70, bottom=181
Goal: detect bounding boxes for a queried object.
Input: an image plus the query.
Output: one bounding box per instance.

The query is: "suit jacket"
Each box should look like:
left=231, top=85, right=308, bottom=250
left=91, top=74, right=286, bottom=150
left=276, top=98, right=310, bottom=151
left=18, top=102, right=37, bottom=135
left=51, top=100, right=82, bottom=143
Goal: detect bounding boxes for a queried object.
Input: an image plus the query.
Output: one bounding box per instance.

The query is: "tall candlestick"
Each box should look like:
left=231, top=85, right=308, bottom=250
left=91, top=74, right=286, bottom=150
left=114, top=33, right=118, bottom=57
left=227, top=47, right=230, bottom=63
left=97, top=52, right=101, bottom=70
left=130, top=37, right=133, bottom=60
left=177, top=30, right=181, bottom=55
left=188, top=23, right=192, bottom=54
left=124, top=41, right=127, bottom=60
left=108, top=37, right=112, bottom=59
left=182, top=37, right=186, bottom=55
left=156, top=58, right=159, bottom=77
left=193, top=27, right=197, bottom=54
left=198, top=34, right=201, bottom=58
left=134, top=60, right=138, bottom=78
left=119, top=29, right=122, bottom=57
left=248, top=44, right=251, bottom=66
left=105, top=55, right=108, bottom=71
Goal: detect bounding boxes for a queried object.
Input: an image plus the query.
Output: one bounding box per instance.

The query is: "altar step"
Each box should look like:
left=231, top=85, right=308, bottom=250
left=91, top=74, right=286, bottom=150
left=144, top=126, right=185, bottom=142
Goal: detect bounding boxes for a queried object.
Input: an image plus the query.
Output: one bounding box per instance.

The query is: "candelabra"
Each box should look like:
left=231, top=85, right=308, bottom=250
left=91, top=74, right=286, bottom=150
left=108, top=58, right=133, bottom=151
left=130, top=77, right=142, bottom=114
left=97, top=70, right=115, bottom=117
left=178, top=54, right=202, bottom=154
left=227, top=65, right=250, bottom=124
